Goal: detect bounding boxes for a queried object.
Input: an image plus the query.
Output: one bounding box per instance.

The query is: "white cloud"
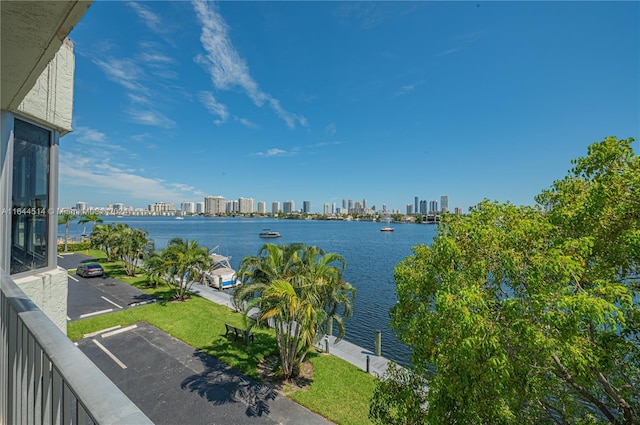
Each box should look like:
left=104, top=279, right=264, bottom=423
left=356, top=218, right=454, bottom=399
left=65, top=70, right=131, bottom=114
left=255, top=148, right=294, bottom=157
left=73, top=126, right=107, bottom=143
left=192, top=0, right=306, bottom=129
left=325, top=123, right=336, bottom=135
left=198, top=91, right=229, bottom=125
left=394, top=81, right=423, bottom=97
left=93, top=58, right=147, bottom=93
left=60, top=152, right=201, bottom=204
left=127, top=109, right=175, bottom=128
left=128, top=2, right=165, bottom=34
left=234, top=116, right=258, bottom=128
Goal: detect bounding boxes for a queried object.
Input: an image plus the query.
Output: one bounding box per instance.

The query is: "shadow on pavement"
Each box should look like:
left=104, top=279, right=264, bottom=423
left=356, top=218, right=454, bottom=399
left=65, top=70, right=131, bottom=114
left=180, top=350, right=278, bottom=418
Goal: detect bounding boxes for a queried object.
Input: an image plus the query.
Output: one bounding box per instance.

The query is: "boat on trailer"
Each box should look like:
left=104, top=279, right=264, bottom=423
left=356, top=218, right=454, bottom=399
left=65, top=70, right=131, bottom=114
left=204, top=252, right=241, bottom=290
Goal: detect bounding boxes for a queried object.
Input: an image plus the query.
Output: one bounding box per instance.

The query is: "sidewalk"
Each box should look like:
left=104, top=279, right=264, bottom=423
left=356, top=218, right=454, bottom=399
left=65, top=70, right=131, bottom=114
left=190, top=283, right=391, bottom=377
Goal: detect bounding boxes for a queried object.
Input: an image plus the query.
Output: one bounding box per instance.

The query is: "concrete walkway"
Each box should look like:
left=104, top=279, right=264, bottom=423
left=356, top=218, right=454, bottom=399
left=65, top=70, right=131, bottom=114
left=190, top=283, right=392, bottom=377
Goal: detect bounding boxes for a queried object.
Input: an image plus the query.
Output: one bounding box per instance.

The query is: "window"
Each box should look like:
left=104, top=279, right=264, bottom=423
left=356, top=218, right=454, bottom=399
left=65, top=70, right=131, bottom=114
left=11, top=119, right=51, bottom=274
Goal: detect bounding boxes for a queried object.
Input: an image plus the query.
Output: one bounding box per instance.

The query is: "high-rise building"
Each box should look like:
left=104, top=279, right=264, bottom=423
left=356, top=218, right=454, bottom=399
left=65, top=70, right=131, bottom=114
left=204, top=196, right=225, bottom=215
left=226, top=200, right=239, bottom=213
left=342, top=199, right=347, bottom=209
left=283, top=200, right=295, bottom=213
left=406, top=204, right=413, bottom=215
left=196, top=202, right=205, bottom=214
left=238, top=197, right=254, bottom=214
left=324, top=203, right=330, bottom=214
left=362, top=198, right=367, bottom=210
left=414, top=197, right=419, bottom=214
left=332, top=203, right=336, bottom=214
left=440, top=195, right=449, bottom=213
left=420, top=200, right=427, bottom=214
left=454, top=207, right=462, bottom=215
left=348, top=199, right=353, bottom=212
left=257, top=201, right=266, bottom=214
left=429, top=200, right=438, bottom=213
left=76, top=201, right=88, bottom=212
left=382, top=203, right=387, bottom=212
left=271, top=201, right=280, bottom=215
left=303, top=200, right=311, bottom=213
left=181, top=202, right=195, bottom=213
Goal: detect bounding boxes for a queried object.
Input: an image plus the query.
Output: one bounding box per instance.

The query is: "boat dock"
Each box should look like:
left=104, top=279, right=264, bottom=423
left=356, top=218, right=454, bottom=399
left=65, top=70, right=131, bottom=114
left=190, top=282, right=391, bottom=377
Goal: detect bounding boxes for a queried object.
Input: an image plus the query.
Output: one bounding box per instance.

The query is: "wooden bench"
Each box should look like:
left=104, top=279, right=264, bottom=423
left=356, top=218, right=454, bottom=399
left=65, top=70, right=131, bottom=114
left=224, top=323, right=254, bottom=344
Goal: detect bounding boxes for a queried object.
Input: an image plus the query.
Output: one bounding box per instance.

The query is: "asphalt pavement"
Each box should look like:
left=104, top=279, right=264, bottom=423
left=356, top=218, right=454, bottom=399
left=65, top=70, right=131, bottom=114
left=60, top=253, right=156, bottom=321
left=75, top=322, right=332, bottom=425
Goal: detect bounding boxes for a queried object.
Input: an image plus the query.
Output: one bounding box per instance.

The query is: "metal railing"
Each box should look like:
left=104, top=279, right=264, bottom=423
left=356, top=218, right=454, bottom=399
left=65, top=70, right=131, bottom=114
left=1, top=269, right=153, bottom=425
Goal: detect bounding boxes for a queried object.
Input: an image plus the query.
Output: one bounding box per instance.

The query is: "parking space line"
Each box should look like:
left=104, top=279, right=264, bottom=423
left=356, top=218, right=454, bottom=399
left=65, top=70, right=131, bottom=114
left=80, top=309, right=113, bottom=318
left=68, top=275, right=78, bottom=282
left=101, top=296, right=123, bottom=309
left=92, top=339, right=127, bottom=369
left=57, top=255, right=64, bottom=259
left=84, top=325, right=122, bottom=338
left=102, top=324, right=138, bottom=338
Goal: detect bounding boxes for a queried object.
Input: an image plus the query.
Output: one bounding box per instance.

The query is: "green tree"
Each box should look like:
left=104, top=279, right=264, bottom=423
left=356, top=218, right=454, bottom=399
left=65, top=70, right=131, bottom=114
left=78, top=212, right=103, bottom=232
left=160, top=238, right=212, bottom=301
left=116, top=226, right=152, bottom=276
left=369, top=362, right=428, bottom=425
left=234, top=243, right=355, bottom=380
left=57, top=212, right=75, bottom=252
left=381, top=137, right=638, bottom=424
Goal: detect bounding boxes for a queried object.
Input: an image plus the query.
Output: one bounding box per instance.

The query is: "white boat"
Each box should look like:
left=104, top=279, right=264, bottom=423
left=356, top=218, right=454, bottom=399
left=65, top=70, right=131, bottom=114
left=380, top=227, right=394, bottom=232
left=204, top=251, right=241, bottom=290
left=259, top=229, right=281, bottom=238
left=175, top=216, right=184, bottom=220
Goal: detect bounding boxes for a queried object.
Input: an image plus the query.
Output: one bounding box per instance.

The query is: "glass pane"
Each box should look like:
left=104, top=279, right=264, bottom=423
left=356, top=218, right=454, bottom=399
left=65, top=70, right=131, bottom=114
left=11, top=119, right=50, bottom=274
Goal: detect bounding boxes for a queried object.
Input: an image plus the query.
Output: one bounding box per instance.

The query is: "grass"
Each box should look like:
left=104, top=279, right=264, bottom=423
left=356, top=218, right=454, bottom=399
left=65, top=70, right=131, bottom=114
left=67, top=251, right=377, bottom=424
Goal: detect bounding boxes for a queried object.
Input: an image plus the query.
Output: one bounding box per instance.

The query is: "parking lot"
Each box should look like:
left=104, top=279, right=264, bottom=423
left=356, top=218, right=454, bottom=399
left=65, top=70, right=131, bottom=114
left=60, top=253, right=157, bottom=321
left=62, top=253, right=331, bottom=424
left=74, top=322, right=330, bottom=424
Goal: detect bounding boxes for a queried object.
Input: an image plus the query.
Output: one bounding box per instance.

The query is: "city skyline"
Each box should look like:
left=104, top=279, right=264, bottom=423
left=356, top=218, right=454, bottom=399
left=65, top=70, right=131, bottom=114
left=66, top=193, right=455, bottom=215
left=58, top=2, right=638, bottom=213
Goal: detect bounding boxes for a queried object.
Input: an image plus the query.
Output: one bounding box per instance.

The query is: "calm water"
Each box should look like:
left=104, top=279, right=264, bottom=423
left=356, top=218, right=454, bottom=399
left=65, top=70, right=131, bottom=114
left=59, top=216, right=437, bottom=365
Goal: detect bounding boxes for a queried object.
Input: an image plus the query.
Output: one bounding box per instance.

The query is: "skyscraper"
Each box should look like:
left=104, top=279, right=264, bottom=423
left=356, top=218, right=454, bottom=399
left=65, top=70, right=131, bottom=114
left=414, top=196, right=419, bottom=214
left=440, top=195, right=449, bottom=213
left=283, top=200, right=295, bottom=213
left=205, top=196, right=225, bottom=215
left=271, top=201, right=279, bottom=215
left=406, top=204, right=413, bottom=215
left=181, top=202, right=195, bottom=213
left=303, top=200, right=311, bottom=213
left=429, top=200, right=438, bottom=213
left=257, top=201, right=266, bottom=214
left=238, top=197, right=254, bottom=214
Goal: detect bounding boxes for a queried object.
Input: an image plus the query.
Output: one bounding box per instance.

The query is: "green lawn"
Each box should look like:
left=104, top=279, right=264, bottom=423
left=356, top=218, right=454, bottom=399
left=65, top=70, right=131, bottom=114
left=67, top=252, right=376, bottom=425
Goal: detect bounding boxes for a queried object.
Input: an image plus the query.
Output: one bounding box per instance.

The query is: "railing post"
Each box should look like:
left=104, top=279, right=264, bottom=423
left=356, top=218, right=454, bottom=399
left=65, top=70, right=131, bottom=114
left=375, top=330, right=381, bottom=356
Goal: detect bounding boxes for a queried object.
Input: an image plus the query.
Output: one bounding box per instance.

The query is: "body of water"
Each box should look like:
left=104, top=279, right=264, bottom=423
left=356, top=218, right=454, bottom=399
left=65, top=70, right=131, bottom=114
left=59, top=216, right=437, bottom=365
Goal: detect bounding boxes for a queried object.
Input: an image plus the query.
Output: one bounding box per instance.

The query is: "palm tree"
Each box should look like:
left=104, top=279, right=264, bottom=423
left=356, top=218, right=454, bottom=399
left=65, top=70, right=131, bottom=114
left=118, top=227, right=152, bottom=276
left=161, top=238, right=212, bottom=301
left=78, top=212, right=103, bottom=234
left=57, top=212, right=76, bottom=252
left=234, top=243, right=355, bottom=380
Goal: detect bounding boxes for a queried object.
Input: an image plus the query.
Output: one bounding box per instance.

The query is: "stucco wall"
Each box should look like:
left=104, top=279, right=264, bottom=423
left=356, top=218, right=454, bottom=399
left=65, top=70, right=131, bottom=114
left=16, top=40, right=75, bottom=135
left=13, top=268, right=69, bottom=334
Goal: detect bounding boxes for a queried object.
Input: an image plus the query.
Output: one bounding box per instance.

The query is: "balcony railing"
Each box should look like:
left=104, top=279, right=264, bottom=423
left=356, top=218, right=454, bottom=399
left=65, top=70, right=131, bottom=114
left=1, top=269, right=153, bottom=425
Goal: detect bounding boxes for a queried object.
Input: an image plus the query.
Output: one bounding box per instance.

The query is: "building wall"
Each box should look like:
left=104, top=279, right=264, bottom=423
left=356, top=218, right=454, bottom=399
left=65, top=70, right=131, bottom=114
left=13, top=268, right=68, bottom=333
left=1, top=41, right=75, bottom=334
left=17, top=39, right=75, bottom=135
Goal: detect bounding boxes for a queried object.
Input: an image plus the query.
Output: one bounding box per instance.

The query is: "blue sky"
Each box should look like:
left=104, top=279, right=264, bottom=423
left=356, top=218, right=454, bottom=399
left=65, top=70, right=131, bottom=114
left=59, top=1, right=639, bottom=213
